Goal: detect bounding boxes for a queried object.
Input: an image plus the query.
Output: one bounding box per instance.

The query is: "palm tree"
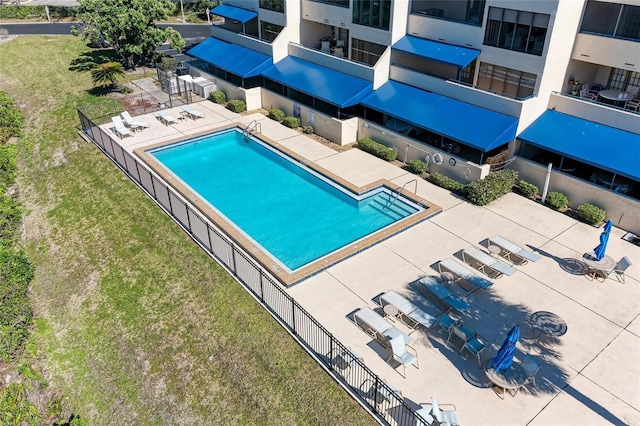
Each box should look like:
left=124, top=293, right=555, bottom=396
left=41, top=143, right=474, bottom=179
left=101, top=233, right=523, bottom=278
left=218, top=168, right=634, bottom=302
left=91, top=62, right=125, bottom=90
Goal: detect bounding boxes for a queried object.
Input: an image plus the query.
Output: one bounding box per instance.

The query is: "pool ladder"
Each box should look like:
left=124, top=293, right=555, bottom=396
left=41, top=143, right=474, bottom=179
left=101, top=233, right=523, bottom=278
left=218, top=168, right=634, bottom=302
left=242, top=120, right=261, bottom=142
left=386, top=179, right=417, bottom=211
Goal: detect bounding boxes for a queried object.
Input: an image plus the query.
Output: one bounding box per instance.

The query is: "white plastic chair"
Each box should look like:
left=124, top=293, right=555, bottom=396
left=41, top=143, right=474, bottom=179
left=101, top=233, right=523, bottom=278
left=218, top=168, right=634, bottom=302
left=386, top=334, right=418, bottom=377
left=603, top=256, right=632, bottom=283
left=511, top=353, right=541, bottom=395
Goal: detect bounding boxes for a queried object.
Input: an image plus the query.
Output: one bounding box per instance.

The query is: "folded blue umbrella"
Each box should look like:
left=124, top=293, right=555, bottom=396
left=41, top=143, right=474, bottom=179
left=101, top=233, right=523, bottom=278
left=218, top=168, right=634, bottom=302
left=492, top=325, right=520, bottom=372
left=594, top=219, right=613, bottom=261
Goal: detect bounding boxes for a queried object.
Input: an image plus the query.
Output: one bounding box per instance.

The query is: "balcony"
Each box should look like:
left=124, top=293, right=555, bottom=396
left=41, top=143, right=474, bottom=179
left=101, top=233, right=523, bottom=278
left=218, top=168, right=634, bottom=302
left=548, top=92, right=639, bottom=134
left=572, top=33, right=638, bottom=71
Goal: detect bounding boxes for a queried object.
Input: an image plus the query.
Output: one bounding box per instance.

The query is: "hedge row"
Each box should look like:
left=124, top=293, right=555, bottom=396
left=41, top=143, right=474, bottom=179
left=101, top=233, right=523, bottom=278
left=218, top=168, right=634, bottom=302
left=0, top=5, right=77, bottom=19
left=357, top=138, right=397, bottom=161
left=0, top=93, right=34, bottom=361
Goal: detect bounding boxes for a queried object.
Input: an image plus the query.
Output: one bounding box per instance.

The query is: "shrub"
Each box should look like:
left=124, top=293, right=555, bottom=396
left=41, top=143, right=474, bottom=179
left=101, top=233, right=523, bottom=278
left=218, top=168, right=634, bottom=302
left=281, top=116, right=300, bottom=128
left=518, top=180, right=539, bottom=198
left=408, top=159, right=428, bottom=175
left=268, top=109, right=286, bottom=121
left=546, top=191, right=568, bottom=210
left=357, top=138, right=397, bottom=162
left=226, top=99, right=246, bottom=113
left=427, top=172, right=466, bottom=194
left=0, top=247, right=34, bottom=361
left=577, top=203, right=606, bottom=225
left=0, top=92, right=23, bottom=142
left=303, top=125, right=314, bottom=134
left=209, top=90, right=226, bottom=104
left=466, top=169, right=519, bottom=206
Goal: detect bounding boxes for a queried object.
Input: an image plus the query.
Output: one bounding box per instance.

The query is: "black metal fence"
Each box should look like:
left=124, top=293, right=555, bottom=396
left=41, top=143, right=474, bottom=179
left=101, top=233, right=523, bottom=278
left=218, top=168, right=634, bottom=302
left=77, top=108, right=428, bottom=426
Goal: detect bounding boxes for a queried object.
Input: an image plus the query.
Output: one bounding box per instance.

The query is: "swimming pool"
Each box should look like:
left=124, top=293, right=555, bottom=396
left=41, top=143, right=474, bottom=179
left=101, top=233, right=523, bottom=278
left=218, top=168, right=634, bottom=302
left=139, top=126, right=437, bottom=284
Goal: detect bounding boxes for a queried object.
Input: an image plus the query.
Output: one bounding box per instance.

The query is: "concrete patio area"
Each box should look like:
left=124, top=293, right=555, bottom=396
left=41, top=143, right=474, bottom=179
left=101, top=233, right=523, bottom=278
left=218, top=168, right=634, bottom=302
left=105, top=101, right=640, bottom=426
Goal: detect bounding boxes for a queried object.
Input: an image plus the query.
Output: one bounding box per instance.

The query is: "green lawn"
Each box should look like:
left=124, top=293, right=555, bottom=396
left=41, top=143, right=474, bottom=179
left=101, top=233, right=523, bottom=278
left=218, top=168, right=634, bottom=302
left=0, top=36, right=377, bottom=425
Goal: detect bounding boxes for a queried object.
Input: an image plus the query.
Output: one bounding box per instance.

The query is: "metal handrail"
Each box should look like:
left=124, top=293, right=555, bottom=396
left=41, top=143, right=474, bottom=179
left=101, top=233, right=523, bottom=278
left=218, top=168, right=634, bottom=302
left=386, top=179, right=417, bottom=211
left=242, top=120, right=261, bottom=141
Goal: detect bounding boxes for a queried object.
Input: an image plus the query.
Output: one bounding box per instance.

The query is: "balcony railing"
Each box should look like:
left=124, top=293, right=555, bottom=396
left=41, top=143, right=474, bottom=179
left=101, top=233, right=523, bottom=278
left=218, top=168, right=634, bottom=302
left=448, top=78, right=536, bottom=101
left=579, top=31, right=640, bottom=43
left=556, top=91, right=640, bottom=115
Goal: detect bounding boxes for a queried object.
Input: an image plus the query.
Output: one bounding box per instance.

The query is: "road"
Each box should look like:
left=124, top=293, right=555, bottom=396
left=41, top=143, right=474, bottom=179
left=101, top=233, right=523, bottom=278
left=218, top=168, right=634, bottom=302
left=0, top=22, right=211, bottom=42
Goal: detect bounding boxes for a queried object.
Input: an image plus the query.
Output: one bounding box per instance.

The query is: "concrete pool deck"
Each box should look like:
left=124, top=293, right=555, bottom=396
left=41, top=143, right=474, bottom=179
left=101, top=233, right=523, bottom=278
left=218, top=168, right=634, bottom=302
left=105, top=101, right=640, bottom=426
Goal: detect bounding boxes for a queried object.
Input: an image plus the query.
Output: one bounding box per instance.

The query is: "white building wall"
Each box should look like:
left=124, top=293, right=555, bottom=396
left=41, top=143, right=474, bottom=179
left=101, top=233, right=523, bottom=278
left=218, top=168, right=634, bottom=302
left=301, top=1, right=351, bottom=28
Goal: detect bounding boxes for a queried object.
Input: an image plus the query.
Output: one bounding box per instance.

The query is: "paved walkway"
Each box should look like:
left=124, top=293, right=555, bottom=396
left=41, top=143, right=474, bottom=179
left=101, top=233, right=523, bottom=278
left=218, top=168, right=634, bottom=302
left=108, top=101, right=640, bottom=426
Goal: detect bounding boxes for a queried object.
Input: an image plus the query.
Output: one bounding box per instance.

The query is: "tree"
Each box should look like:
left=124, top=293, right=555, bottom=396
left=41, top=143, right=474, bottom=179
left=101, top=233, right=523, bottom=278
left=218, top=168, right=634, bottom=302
left=76, top=0, right=185, bottom=69
left=90, top=61, right=125, bottom=90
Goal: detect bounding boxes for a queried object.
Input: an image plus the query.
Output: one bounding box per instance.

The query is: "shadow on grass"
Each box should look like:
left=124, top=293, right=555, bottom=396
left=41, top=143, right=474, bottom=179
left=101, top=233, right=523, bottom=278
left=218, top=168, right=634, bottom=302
left=69, top=49, right=121, bottom=72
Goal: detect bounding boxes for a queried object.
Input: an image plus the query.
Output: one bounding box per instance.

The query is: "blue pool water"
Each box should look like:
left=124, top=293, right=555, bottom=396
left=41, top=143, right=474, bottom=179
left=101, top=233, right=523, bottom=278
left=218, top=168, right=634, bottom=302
left=150, top=129, right=421, bottom=270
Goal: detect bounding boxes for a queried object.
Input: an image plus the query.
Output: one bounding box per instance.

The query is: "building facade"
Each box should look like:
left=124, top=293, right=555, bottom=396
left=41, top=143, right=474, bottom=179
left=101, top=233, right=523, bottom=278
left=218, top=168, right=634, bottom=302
left=183, top=0, right=640, bottom=232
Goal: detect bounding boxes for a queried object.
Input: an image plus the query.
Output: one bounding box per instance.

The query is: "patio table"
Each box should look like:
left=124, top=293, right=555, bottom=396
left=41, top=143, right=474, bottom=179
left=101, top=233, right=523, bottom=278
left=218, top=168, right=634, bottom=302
left=582, top=253, right=616, bottom=280
left=484, top=360, right=526, bottom=399
left=598, top=90, right=628, bottom=106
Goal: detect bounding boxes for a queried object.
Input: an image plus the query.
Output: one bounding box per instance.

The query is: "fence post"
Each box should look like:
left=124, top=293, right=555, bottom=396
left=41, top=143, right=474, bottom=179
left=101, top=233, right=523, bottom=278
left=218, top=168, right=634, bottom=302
left=328, top=337, right=334, bottom=371
left=259, top=273, right=264, bottom=302
left=231, top=247, right=237, bottom=276
left=291, top=300, right=296, bottom=335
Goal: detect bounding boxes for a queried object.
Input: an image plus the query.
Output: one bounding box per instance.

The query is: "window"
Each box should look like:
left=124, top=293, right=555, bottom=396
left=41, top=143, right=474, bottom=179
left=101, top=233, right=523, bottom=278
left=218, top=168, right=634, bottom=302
left=309, top=0, right=349, bottom=7
left=580, top=1, right=640, bottom=41
left=351, top=38, right=386, bottom=66
left=477, top=62, right=537, bottom=99
left=260, top=22, right=283, bottom=43
left=484, top=7, right=549, bottom=55
left=353, top=0, right=391, bottom=30
left=411, top=0, right=486, bottom=26
left=259, top=0, right=284, bottom=13
left=607, top=68, right=640, bottom=91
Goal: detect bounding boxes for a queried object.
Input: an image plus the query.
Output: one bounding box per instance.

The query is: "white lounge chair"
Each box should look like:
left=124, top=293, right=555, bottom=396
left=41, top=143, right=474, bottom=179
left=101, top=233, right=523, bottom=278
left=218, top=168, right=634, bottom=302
left=181, top=105, right=204, bottom=120
left=488, top=236, right=542, bottom=264
left=438, top=258, right=494, bottom=290
left=380, top=291, right=437, bottom=333
left=415, top=407, right=435, bottom=426
left=110, top=116, right=133, bottom=139
left=425, top=398, right=460, bottom=426
left=462, top=247, right=517, bottom=278
left=353, top=307, right=411, bottom=347
left=121, top=111, right=149, bottom=131
left=156, top=110, right=178, bottom=125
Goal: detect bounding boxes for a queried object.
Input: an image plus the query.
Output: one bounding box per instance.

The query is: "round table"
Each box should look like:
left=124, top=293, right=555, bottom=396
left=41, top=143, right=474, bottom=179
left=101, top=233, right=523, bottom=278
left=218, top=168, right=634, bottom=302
left=383, top=304, right=399, bottom=319
left=484, top=360, right=526, bottom=399
left=440, top=272, right=456, bottom=287
left=598, top=90, right=629, bottom=106
left=529, top=311, right=567, bottom=345
left=582, top=253, right=617, bottom=280
left=487, top=245, right=501, bottom=257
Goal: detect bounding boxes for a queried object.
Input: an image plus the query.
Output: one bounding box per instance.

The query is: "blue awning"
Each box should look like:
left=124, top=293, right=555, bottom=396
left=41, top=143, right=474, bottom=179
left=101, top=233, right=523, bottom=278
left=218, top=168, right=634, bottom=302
left=361, top=81, right=518, bottom=151
left=261, top=57, right=373, bottom=108
left=393, top=36, right=480, bottom=68
left=187, top=38, right=272, bottom=78
left=209, top=4, right=257, bottom=24
left=518, top=110, right=640, bottom=180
